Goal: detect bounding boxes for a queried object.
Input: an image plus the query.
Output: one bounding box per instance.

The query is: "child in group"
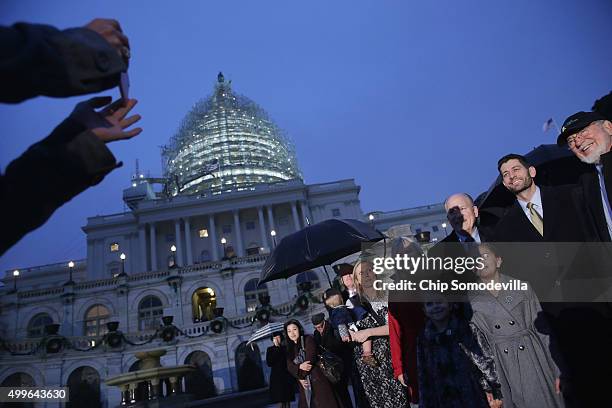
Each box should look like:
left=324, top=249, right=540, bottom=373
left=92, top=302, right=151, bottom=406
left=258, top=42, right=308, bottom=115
left=417, top=294, right=503, bottom=408
left=470, top=243, right=564, bottom=408
left=323, top=288, right=377, bottom=366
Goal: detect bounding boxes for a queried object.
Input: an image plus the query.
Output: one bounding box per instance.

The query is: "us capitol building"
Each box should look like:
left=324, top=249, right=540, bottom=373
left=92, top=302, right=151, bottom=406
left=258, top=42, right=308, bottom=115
left=0, top=73, right=447, bottom=407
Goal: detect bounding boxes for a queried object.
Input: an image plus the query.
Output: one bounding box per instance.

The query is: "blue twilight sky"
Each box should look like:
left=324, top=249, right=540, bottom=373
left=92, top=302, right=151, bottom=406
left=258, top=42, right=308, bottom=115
left=1, top=0, right=611, bottom=272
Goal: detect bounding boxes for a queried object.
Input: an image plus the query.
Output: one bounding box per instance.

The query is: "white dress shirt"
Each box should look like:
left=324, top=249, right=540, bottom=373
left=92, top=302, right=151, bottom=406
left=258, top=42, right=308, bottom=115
left=596, top=164, right=612, bottom=238
left=517, top=185, right=544, bottom=221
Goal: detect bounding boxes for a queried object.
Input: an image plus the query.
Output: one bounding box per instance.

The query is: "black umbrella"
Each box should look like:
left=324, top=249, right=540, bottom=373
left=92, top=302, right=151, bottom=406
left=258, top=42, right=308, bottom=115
left=259, top=218, right=385, bottom=285
left=477, top=144, right=592, bottom=224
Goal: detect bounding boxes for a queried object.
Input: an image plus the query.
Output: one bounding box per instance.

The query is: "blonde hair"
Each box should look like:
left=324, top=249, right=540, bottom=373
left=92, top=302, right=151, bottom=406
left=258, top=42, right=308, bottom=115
left=324, top=293, right=344, bottom=308
left=353, top=259, right=386, bottom=302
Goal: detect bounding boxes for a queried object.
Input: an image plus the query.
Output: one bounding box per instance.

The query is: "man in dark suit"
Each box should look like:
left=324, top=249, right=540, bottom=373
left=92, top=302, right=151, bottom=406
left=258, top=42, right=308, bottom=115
left=493, top=154, right=586, bottom=291
left=557, top=111, right=612, bottom=242
left=495, top=153, right=612, bottom=407
left=429, top=192, right=494, bottom=275
left=439, top=192, right=493, bottom=244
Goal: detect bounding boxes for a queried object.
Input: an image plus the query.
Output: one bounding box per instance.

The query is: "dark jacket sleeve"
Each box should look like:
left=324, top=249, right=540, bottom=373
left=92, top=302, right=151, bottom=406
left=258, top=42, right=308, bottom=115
left=266, top=346, right=283, bottom=367
left=0, top=117, right=119, bottom=255
left=0, top=23, right=126, bottom=103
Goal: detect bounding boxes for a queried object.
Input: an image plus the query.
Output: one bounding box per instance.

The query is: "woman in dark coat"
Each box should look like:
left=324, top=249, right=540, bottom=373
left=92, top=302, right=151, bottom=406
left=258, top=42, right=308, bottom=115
left=284, top=319, right=345, bottom=408
left=266, top=331, right=296, bottom=408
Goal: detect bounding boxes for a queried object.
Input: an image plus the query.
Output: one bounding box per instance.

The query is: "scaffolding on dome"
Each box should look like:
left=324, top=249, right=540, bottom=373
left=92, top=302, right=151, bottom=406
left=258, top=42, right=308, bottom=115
left=161, top=72, right=302, bottom=197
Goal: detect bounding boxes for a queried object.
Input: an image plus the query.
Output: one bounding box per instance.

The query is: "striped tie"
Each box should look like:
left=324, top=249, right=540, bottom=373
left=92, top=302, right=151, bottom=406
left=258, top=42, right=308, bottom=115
left=527, top=202, right=544, bottom=236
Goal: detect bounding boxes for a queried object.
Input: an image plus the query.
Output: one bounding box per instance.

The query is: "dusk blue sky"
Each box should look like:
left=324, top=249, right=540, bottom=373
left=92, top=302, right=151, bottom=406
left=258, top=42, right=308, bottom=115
left=1, top=1, right=611, bottom=272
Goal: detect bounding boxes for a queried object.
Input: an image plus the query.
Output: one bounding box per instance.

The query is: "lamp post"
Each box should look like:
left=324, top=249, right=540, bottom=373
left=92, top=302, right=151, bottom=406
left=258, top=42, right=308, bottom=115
left=119, top=253, right=127, bottom=276
left=67, top=261, right=75, bottom=284
left=221, top=238, right=227, bottom=259
left=270, top=230, right=277, bottom=247
left=12, top=269, right=19, bottom=292
left=442, top=222, right=448, bottom=235
left=170, top=245, right=177, bottom=268
left=368, top=213, right=375, bottom=227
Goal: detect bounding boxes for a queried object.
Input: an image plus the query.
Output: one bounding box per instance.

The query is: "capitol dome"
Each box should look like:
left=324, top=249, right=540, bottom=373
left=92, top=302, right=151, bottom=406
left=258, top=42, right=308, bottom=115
left=162, top=73, right=302, bottom=196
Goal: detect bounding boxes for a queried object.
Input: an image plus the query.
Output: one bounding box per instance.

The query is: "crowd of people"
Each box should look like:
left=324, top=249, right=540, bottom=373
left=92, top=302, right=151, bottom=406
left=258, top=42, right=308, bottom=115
left=265, top=104, right=612, bottom=408
left=2, top=14, right=611, bottom=408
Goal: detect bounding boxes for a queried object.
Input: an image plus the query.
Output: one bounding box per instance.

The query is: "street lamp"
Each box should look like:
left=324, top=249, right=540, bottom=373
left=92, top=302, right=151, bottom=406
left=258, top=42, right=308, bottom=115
left=442, top=222, right=448, bottom=234
left=368, top=213, right=375, bottom=227
left=221, top=238, right=227, bottom=259
left=119, top=253, right=127, bottom=276
left=67, top=261, right=75, bottom=284
left=270, top=230, right=277, bottom=247
left=170, top=245, right=177, bottom=268
left=12, top=269, right=19, bottom=292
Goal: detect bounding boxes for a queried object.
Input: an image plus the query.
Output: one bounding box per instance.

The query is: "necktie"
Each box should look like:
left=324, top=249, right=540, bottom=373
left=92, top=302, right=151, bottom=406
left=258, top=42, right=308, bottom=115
left=527, top=202, right=544, bottom=236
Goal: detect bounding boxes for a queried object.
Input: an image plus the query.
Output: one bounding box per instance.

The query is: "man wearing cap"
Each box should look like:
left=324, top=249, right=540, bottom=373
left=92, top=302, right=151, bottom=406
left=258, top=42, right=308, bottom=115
left=311, top=312, right=354, bottom=408
left=555, top=111, right=612, bottom=407
left=557, top=111, right=612, bottom=241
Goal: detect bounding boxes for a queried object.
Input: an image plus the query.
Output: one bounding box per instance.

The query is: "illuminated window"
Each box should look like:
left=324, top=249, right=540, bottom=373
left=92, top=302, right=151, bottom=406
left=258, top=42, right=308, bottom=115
left=110, top=243, right=119, bottom=252
left=84, top=305, right=110, bottom=337
left=199, top=229, right=209, bottom=238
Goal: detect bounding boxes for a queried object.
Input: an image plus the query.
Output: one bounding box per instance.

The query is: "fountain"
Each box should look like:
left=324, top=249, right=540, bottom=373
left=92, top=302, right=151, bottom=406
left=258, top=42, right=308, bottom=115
left=105, top=349, right=196, bottom=407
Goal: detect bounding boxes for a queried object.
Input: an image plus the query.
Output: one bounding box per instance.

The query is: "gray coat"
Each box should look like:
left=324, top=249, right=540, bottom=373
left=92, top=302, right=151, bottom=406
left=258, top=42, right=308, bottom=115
left=469, top=275, right=564, bottom=408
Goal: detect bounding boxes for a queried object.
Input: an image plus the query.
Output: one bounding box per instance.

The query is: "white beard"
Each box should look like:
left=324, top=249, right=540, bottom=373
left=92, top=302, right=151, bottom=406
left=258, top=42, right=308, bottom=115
left=579, top=143, right=607, bottom=164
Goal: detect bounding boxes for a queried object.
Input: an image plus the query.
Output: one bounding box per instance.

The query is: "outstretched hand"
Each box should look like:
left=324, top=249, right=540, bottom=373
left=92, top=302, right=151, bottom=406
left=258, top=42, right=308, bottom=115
left=92, top=98, right=142, bottom=143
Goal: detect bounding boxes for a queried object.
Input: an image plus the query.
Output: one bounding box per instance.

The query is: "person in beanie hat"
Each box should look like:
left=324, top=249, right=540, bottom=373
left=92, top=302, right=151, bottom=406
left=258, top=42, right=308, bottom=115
left=334, top=263, right=368, bottom=320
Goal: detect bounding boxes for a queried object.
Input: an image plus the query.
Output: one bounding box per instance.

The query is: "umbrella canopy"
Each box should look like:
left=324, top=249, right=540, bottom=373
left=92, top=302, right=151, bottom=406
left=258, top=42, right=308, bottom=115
left=477, top=144, right=592, bottom=224
left=247, top=322, right=285, bottom=345
left=259, top=218, right=384, bottom=284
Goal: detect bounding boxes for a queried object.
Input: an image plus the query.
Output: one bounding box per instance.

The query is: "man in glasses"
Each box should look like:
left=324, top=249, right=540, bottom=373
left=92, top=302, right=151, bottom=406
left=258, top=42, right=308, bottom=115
left=557, top=111, right=612, bottom=242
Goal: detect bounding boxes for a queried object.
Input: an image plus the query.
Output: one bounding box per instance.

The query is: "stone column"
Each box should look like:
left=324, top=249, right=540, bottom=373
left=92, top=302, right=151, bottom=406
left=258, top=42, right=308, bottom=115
left=209, top=214, right=219, bottom=261
left=232, top=210, right=244, bottom=257
left=257, top=206, right=268, bottom=249
left=184, top=217, right=193, bottom=265
left=139, top=226, right=148, bottom=272
left=150, top=223, right=158, bottom=271
left=174, top=220, right=184, bottom=266
left=291, top=201, right=301, bottom=231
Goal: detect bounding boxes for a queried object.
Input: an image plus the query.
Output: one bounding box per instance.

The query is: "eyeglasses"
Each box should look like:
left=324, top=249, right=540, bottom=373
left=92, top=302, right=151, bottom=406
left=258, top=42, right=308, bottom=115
left=567, top=121, right=601, bottom=146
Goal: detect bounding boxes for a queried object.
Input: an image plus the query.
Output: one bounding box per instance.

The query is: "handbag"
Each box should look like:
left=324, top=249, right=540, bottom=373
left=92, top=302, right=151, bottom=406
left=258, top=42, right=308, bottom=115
left=317, top=345, right=344, bottom=384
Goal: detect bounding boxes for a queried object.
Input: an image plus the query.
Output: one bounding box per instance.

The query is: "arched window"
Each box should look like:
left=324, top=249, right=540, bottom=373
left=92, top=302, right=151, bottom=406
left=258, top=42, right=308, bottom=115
left=244, top=279, right=268, bottom=312
left=184, top=351, right=216, bottom=399
left=27, top=313, right=53, bottom=338
left=67, top=367, right=101, bottom=408
left=191, top=287, right=217, bottom=322
left=84, top=305, right=110, bottom=337
left=296, top=271, right=320, bottom=294
left=138, top=296, right=163, bottom=330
